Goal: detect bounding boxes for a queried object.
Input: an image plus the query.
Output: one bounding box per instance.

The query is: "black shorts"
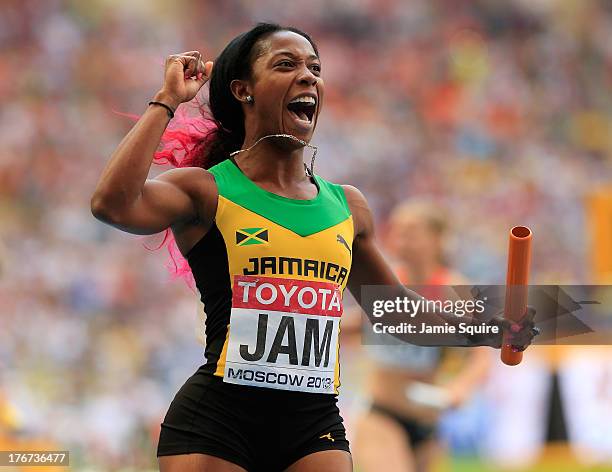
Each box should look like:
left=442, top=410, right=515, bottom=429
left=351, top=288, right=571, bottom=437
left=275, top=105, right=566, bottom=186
left=370, top=403, right=435, bottom=448
left=157, top=366, right=350, bottom=471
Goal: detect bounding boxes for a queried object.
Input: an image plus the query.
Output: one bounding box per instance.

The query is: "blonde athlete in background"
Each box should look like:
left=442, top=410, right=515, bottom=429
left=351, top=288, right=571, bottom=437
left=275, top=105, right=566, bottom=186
left=353, top=201, right=491, bottom=472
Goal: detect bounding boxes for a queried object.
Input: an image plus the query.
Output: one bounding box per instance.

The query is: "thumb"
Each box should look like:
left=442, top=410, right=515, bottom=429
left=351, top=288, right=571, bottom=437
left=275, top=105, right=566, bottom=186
left=204, top=61, right=214, bottom=78
left=192, top=61, right=213, bottom=87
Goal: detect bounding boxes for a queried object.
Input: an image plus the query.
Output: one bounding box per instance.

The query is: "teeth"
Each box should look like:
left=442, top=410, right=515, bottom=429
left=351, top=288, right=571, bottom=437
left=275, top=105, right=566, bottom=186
left=289, top=96, right=316, bottom=105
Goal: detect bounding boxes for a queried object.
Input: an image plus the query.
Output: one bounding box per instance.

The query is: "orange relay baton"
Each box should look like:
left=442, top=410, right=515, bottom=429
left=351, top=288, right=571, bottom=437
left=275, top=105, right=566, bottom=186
left=501, top=226, right=532, bottom=366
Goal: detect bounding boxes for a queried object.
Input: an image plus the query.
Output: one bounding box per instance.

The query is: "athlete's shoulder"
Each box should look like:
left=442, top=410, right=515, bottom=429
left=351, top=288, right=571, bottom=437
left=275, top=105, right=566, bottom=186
left=339, top=184, right=372, bottom=237
left=155, top=166, right=215, bottom=194
left=150, top=166, right=218, bottom=226
left=340, top=184, right=367, bottom=206
left=339, top=184, right=371, bottom=216
left=156, top=165, right=210, bottom=179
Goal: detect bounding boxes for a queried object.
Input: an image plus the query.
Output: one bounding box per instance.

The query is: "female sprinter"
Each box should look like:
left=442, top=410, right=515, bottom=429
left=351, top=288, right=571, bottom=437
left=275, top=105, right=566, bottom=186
left=91, top=23, right=537, bottom=472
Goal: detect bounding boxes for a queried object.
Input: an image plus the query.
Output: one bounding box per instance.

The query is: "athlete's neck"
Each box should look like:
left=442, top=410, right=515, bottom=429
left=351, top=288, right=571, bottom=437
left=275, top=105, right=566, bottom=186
left=235, top=135, right=309, bottom=188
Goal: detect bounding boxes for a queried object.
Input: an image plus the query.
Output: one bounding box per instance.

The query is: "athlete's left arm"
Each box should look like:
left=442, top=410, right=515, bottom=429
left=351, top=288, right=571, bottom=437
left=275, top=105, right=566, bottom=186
left=342, top=185, right=536, bottom=350
left=342, top=185, right=403, bottom=295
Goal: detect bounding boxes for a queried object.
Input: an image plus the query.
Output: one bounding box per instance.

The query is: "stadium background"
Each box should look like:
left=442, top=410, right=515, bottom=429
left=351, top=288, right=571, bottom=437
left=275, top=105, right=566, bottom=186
left=1, top=0, right=611, bottom=470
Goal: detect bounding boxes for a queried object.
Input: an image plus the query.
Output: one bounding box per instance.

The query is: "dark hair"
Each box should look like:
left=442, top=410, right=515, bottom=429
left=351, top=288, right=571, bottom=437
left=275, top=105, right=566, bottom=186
left=152, top=22, right=319, bottom=171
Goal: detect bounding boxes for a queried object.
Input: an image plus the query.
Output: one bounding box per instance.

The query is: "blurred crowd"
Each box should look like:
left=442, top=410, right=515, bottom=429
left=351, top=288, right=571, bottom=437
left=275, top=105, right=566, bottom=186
left=0, top=0, right=611, bottom=470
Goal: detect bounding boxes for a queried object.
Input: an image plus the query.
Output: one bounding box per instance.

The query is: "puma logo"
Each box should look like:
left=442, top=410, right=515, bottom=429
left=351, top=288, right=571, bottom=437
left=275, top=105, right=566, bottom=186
left=336, top=234, right=351, bottom=256
left=319, top=432, right=335, bottom=442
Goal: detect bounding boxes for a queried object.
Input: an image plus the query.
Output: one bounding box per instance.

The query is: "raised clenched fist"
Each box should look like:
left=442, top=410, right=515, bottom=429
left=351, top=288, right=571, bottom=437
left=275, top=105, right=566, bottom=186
left=158, top=51, right=214, bottom=109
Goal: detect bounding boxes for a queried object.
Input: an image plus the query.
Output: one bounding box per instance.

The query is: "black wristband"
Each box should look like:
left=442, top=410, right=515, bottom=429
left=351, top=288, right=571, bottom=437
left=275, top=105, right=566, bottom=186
left=148, top=100, right=175, bottom=119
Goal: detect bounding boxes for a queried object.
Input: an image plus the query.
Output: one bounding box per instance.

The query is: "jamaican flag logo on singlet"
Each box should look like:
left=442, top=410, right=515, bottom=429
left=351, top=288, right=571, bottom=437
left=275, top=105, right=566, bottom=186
left=236, top=227, right=269, bottom=246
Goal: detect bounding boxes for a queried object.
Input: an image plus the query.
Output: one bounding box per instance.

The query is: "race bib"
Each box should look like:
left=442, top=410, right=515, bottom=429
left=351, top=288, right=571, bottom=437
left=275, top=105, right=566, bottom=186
left=223, top=275, right=342, bottom=394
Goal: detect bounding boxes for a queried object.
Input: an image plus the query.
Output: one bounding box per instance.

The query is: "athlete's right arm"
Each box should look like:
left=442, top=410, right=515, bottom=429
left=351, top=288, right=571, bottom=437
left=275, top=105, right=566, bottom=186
left=90, top=52, right=215, bottom=235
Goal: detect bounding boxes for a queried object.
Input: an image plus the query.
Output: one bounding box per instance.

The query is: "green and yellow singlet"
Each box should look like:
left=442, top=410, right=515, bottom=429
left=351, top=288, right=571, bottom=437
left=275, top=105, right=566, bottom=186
left=186, top=159, right=353, bottom=394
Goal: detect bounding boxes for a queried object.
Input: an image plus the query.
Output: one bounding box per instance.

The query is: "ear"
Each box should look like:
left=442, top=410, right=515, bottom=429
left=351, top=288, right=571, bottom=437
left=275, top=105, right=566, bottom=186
left=230, top=79, right=252, bottom=103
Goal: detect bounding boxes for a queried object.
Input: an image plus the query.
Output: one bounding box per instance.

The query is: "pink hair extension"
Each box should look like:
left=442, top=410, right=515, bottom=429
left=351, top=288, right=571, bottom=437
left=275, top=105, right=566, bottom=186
left=150, top=99, right=221, bottom=168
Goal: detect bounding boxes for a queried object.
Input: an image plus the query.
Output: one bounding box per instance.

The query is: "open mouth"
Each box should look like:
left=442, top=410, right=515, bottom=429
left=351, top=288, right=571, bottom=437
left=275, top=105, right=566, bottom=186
left=286, top=97, right=316, bottom=125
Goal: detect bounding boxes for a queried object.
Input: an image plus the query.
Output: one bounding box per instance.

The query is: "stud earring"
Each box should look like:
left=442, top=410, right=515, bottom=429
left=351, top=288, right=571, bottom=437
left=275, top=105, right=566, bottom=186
left=245, top=95, right=254, bottom=103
